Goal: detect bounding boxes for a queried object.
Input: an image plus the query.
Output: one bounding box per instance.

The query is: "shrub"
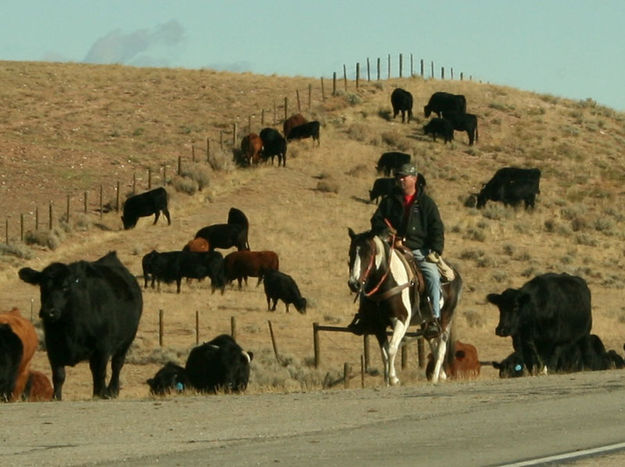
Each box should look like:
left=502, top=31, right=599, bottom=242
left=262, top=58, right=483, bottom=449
left=0, top=242, right=33, bottom=259
left=24, top=228, right=65, bottom=250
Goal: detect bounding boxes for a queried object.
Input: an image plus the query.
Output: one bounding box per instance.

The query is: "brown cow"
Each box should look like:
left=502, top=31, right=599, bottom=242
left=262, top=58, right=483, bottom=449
left=22, top=370, right=54, bottom=402
left=224, top=250, right=279, bottom=288
left=283, top=113, right=307, bottom=139
left=241, top=133, right=263, bottom=165
left=0, top=308, right=37, bottom=401
left=184, top=237, right=210, bottom=252
left=426, top=340, right=480, bottom=381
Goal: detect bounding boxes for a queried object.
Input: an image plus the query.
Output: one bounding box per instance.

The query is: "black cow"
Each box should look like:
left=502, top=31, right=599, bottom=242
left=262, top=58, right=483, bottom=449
left=375, top=152, right=411, bottom=176
left=0, top=323, right=22, bottom=402
left=263, top=269, right=307, bottom=314
left=487, top=273, right=592, bottom=375
left=18, top=251, right=143, bottom=400
left=391, top=88, right=413, bottom=123
left=424, top=91, right=467, bottom=118
left=286, top=121, right=320, bottom=146
left=121, top=187, right=171, bottom=230
left=195, top=207, right=250, bottom=252
left=492, top=351, right=526, bottom=378
left=423, top=118, right=454, bottom=143
left=185, top=334, right=253, bottom=393
left=259, top=127, right=287, bottom=167
left=369, top=177, right=396, bottom=204
left=476, top=167, right=541, bottom=209
left=442, top=110, right=479, bottom=145
left=142, top=250, right=225, bottom=294
left=147, top=362, right=188, bottom=396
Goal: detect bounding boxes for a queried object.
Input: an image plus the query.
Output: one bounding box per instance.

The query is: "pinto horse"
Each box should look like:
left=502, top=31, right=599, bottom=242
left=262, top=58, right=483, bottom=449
left=347, top=228, right=462, bottom=385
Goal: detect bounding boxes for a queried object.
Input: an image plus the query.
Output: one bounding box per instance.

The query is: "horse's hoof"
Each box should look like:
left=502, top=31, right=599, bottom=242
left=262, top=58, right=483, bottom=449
left=390, top=377, right=400, bottom=386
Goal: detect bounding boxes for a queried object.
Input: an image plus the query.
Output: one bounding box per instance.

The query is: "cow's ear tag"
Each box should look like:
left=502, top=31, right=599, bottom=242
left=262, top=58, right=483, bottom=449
left=514, top=364, right=522, bottom=372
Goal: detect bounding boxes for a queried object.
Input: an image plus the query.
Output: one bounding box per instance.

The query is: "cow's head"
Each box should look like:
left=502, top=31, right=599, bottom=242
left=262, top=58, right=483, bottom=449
left=486, top=288, right=529, bottom=337
left=492, top=352, right=526, bottom=378
left=147, top=362, right=188, bottom=396
left=121, top=214, right=137, bottom=230
left=294, top=297, right=307, bottom=314
left=424, top=106, right=432, bottom=118
left=19, top=262, right=83, bottom=322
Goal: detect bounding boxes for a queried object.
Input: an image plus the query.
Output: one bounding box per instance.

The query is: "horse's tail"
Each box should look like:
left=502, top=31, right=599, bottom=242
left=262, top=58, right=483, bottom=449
left=443, top=266, right=463, bottom=370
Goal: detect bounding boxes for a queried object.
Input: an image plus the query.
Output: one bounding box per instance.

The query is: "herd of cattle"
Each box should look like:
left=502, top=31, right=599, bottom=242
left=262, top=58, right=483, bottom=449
left=0, top=86, right=618, bottom=402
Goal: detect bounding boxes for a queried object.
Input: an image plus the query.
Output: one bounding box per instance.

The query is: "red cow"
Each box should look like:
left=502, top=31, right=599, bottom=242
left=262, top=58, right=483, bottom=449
left=0, top=308, right=37, bottom=401
left=283, top=113, right=307, bottom=139
left=224, top=250, right=279, bottom=288
left=241, top=133, right=263, bottom=165
left=22, top=370, right=54, bottom=402
left=426, top=340, right=480, bottom=381
left=184, top=237, right=210, bottom=252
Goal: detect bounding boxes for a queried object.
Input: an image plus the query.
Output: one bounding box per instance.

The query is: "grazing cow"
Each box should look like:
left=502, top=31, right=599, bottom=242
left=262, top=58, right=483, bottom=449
left=286, top=121, right=320, bottom=146
left=426, top=341, right=481, bottom=381
left=283, top=113, right=307, bottom=139
left=476, top=167, right=541, bottom=209
left=492, top=351, right=526, bottom=378
left=142, top=250, right=226, bottom=293
left=487, top=273, right=592, bottom=375
left=185, top=334, right=253, bottom=393
left=263, top=269, right=307, bottom=314
left=241, top=133, right=263, bottom=165
left=22, top=370, right=54, bottom=402
left=423, top=118, right=454, bottom=143
left=391, top=88, right=413, bottom=123
left=259, top=127, right=287, bottom=167
left=0, top=323, right=22, bottom=402
left=375, top=152, right=411, bottom=176
left=424, top=91, right=467, bottom=118
left=442, top=110, right=479, bottom=145
left=369, top=177, right=396, bottom=204
left=19, top=251, right=143, bottom=400
left=184, top=237, right=210, bottom=253
left=147, top=362, right=188, bottom=396
left=195, top=207, right=250, bottom=252
left=0, top=308, right=37, bottom=401
left=224, top=250, right=279, bottom=288
left=121, top=187, right=171, bottom=230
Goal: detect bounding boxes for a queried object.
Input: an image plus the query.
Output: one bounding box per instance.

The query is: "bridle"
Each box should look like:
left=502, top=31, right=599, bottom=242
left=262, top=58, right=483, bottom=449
left=353, top=234, right=412, bottom=303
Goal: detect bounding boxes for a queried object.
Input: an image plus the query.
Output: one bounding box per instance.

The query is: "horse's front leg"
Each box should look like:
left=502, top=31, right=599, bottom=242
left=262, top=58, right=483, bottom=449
left=386, top=320, right=408, bottom=386
left=375, top=333, right=391, bottom=385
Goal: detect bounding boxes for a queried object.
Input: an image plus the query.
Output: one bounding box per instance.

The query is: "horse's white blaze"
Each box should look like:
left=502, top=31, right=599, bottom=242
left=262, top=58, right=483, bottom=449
left=349, top=246, right=362, bottom=284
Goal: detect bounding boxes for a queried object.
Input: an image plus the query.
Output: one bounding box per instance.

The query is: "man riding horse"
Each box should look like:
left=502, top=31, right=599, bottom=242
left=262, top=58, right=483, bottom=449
left=370, top=163, right=446, bottom=338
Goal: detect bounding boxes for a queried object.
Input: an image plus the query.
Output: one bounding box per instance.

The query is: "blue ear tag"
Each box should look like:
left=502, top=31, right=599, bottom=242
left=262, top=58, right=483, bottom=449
left=514, top=364, right=522, bottom=372
left=175, top=382, right=184, bottom=392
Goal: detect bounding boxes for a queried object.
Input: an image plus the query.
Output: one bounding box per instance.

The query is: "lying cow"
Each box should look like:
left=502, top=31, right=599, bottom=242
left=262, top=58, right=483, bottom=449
left=224, top=250, right=279, bottom=288
left=492, top=351, right=526, bottom=378
left=185, top=334, right=253, bottom=393
left=376, top=152, right=411, bottom=176
left=442, top=110, right=479, bottom=145
left=121, top=187, right=171, bottom=230
left=487, top=272, right=592, bottom=375
left=423, top=118, right=454, bottom=143
left=259, top=127, right=287, bottom=167
left=263, top=269, right=307, bottom=314
left=424, top=91, right=467, bottom=118
left=476, top=167, right=541, bottom=209
left=426, top=340, right=480, bottom=381
left=286, top=121, right=320, bottom=146
left=0, top=308, right=37, bottom=401
left=147, top=362, right=188, bottom=396
left=391, top=88, right=413, bottom=123
left=22, top=370, right=54, bottom=402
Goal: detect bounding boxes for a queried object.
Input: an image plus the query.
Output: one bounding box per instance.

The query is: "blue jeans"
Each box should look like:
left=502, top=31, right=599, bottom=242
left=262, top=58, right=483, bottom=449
left=412, top=248, right=441, bottom=320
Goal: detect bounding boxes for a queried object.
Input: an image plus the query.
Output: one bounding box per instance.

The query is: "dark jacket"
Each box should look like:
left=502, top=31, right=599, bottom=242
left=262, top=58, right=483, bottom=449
left=370, top=186, right=444, bottom=254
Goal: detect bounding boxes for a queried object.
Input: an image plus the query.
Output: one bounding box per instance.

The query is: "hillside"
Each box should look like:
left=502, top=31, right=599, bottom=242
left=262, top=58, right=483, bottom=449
left=1, top=61, right=625, bottom=400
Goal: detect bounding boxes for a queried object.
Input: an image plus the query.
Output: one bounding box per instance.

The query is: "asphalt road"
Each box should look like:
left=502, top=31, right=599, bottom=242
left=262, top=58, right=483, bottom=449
left=3, top=370, right=625, bottom=466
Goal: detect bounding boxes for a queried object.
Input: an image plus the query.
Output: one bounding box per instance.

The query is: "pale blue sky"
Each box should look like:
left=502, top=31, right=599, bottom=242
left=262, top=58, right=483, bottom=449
left=2, top=1, right=624, bottom=110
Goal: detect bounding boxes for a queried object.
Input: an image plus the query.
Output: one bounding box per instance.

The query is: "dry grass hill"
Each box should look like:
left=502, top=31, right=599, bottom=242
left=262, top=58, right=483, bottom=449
left=1, top=61, right=625, bottom=400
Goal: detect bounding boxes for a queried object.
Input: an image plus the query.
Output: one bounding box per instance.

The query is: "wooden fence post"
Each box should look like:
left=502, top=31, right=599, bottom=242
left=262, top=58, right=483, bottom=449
left=332, top=72, right=336, bottom=96
left=320, top=77, right=325, bottom=101
left=361, top=355, right=365, bottom=388
left=377, top=57, right=381, bottom=80
left=35, top=207, right=39, bottom=230
left=231, top=316, right=237, bottom=340
left=99, top=185, right=103, bottom=219
left=20, top=214, right=24, bottom=241
left=387, top=54, right=391, bottom=79
left=177, top=156, right=182, bottom=176
left=420, top=59, right=424, bottom=77
left=356, top=62, right=360, bottom=89
left=367, top=57, right=371, bottom=81
left=441, top=66, right=445, bottom=80
left=232, top=123, right=237, bottom=148
left=399, top=53, right=403, bottom=78
left=284, top=97, right=288, bottom=121
left=296, top=89, right=301, bottom=112
left=206, top=137, right=210, bottom=161
left=431, top=61, right=434, bottom=78
left=363, top=334, right=370, bottom=372
left=66, top=194, right=70, bottom=224
left=195, top=310, right=199, bottom=345
left=268, top=320, right=280, bottom=362
left=132, top=173, right=137, bottom=193
left=48, top=202, right=53, bottom=230
left=159, top=309, right=164, bottom=347
left=418, top=338, right=425, bottom=368
left=313, top=322, right=320, bottom=368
